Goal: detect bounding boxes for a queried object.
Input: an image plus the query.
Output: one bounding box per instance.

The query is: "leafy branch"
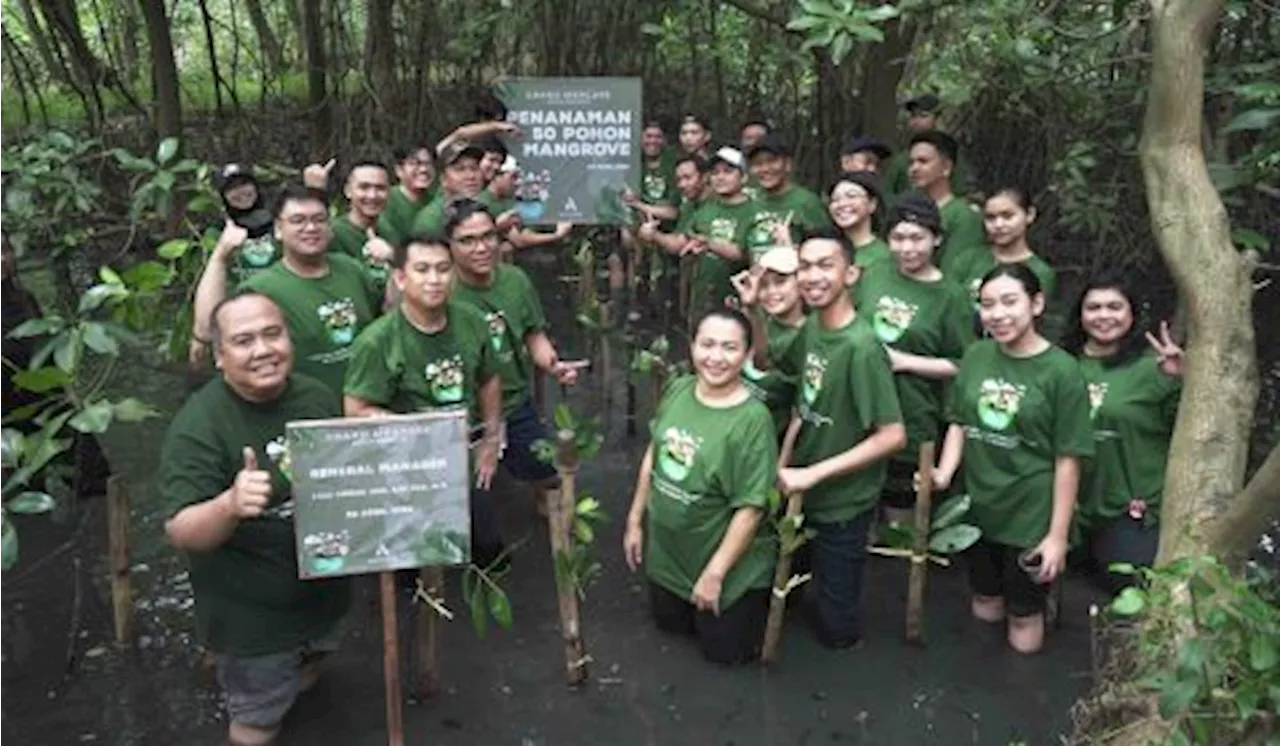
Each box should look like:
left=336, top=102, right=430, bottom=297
left=869, top=494, right=983, bottom=566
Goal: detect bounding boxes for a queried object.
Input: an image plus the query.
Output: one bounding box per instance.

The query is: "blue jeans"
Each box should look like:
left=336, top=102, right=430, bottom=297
left=502, top=397, right=559, bottom=485
left=810, top=509, right=875, bottom=648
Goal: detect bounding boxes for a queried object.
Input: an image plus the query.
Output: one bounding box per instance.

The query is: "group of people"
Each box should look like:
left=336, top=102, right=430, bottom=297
left=160, top=92, right=1183, bottom=744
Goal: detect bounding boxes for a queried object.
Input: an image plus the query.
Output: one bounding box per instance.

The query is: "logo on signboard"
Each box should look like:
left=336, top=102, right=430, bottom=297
left=563, top=197, right=579, bottom=213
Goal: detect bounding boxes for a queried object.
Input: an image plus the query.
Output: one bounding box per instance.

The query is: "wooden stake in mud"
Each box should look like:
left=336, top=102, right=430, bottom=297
left=548, top=429, right=589, bottom=686
left=379, top=572, right=405, bottom=746
left=761, top=491, right=805, bottom=665
left=106, top=475, right=133, bottom=648
left=906, top=442, right=936, bottom=645
left=415, top=566, right=444, bottom=698
left=598, top=297, right=614, bottom=424
left=625, top=328, right=637, bottom=437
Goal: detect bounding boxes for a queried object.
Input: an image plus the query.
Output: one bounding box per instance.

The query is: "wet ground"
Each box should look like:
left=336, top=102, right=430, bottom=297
left=3, top=250, right=1126, bottom=746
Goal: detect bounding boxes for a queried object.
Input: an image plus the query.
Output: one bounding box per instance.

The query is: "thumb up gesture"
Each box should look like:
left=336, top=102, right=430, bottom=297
left=363, top=226, right=394, bottom=265
left=226, top=447, right=272, bottom=519
left=303, top=157, right=337, bottom=190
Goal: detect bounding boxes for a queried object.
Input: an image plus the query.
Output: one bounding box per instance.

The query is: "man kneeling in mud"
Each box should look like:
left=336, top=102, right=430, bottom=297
left=162, top=292, right=350, bottom=746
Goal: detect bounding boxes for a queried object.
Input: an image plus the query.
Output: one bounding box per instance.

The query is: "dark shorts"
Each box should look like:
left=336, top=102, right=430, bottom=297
left=965, top=539, right=1050, bottom=618
left=502, top=397, right=559, bottom=485
left=649, top=582, right=768, bottom=665
left=215, top=625, right=342, bottom=727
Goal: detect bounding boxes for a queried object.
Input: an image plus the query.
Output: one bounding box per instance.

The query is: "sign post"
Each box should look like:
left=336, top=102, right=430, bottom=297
left=288, top=411, right=472, bottom=746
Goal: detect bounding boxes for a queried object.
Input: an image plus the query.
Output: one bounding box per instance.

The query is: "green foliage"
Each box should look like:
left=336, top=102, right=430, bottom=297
left=787, top=0, right=901, bottom=64
left=1107, top=556, right=1280, bottom=744
left=459, top=562, right=514, bottom=639
left=110, top=137, right=215, bottom=224
left=1, top=130, right=102, bottom=262
left=876, top=494, right=983, bottom=557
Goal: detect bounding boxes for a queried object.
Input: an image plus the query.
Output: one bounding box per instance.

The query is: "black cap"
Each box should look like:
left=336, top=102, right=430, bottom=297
left=904, top=94, right=941, bottom=114
left=746, top=131, right=792, bottom=160
left=908, top=129, right=960, bottom=163
left=888, top=192, right=942, bottom=235
left=840, top=136, right=892, bottom=160
left=829, top=170, right=883, bottom=204
left=436, top=139, right=485, bottom=168
left=214, top=162, right=256, bottom=192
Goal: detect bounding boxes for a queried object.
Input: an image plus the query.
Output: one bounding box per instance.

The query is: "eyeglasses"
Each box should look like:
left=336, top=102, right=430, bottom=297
left=451, top=231, right=499, bottom=250
left=283, top=214, right=329, bottom=228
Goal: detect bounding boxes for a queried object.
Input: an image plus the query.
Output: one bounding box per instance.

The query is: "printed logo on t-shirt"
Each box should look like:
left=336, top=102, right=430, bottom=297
left=746, top=216, right=781, bottom=255
left=708, top=217, right=738, bottom=242
left=240, top=236, right=276, bottom=268
left=873, top=296, right=918, bottom=343
left=317, top=298, right=359, bottom=345
left=977, top=378, right=1026, bottom=431
left=265, top=435, right=293, bottom=483
left=658, top=426, right=701, bottom=483
left=968, top=277, right=983, bottom=307
left=643, top=172, right=667, bottom=201
left=742, top=359, right=767, bottom=382
left=802, top=353, right=827, bottom=406
left=1087, top=381, right=1108, bottom=420
left=426, top=355, right=465, bottom=405
left=484, top=311, right=508, bottom=352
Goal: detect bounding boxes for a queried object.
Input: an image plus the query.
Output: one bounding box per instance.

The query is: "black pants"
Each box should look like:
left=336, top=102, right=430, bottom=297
left=1089, top=514, right=1158, bottom=595
left=649, top=582, right=768, bottom=665
left=881, top=460, right=917, bottom=510
left=809, top=510, right=874, bottom=648
left=966, top=539, right=1049, bottom=618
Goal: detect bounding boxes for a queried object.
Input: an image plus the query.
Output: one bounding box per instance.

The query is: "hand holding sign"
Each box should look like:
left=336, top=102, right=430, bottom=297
left=303, top=158, right=337, bottom=190
left=227, top=447, right=272, bottom=519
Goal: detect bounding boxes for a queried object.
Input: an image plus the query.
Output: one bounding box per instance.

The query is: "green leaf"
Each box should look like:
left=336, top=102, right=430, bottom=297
left=156, top=138, right=179, bottom=165
left=863, top=3, right=900, bottom=22
left=7, top=317, right=63, bottom=338
left=1157, top=678, right=1200, bottom=719
left=121, top=260, right=174, bottom=290
left=931, top=494, right=971, bottom=530
left=877, top=521, right=915, bottom=550
left=7, top=491, right=55, bottom=514
left=639, top=22, right=663, bottom=35
left=111, top=149, right=155, bottom=173
left=1, top=429, right=24, bottom=470
left=553, top=403, right=576, bottom=432
left=112, top=398, right=159, bottom=422
left=1233, top=228, right=1271, bottom=254
left=830, top=33, right=853, bottom=65
left=1111, top=586, right=1146, bottom=616
left=53, top=334, right=81, bottom=374
left=69, top=401, right=114, bottom=434
left=98, top=266, right=123, bottom=286
left=156, top=238, right=193, bottom=260
left=78, top=283, right=127, bottom=313
left=1108, top=562, right=1136, bottom=576
left=487, top=588, right=513, bottom=630
left=468, top=579, right=488, bottom=639
left=1223, top=108, right=1280, bottom=133
left=12, top=366, right=71, bottom=393
left=928, top=523, right=981, bottom=554
left=786, top=15, right=827, bottom=32
left=1250, top=635, right=1278, bottom=671
left=576, top=497, right=601, bottom=516
left=81, top=322, right=119, bottom=355
left=2, top=516, right=18, bottom=571
left=847, top=24, right=885, bottom=42
left=573, top=518, right=594, bottom=544
left=1176, top=638, right=1205, bottom=677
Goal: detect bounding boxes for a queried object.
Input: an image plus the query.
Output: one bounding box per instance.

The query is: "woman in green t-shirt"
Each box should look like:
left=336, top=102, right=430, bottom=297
left=1063, top=273, right=1182, bottom=593
left=932, top=263, right=1094, bottom=654
left=622, top=309, right=779, bottom=664
left=857, top=194, right=974, bottom=526
left=826, top=171, right=890, bottom=269
left=952, top=187, right=1057, bottom=311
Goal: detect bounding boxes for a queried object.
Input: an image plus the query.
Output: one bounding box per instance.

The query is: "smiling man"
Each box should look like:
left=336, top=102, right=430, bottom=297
left=378, top=141, right=438, bottom=250
left=745, top=133, right=831, bottom=259
left=328, top=158, right=395, bottom=290
left=163, top=292, right=349, bottom=746
left=907, top=130, right=986, bottom=275
left=411, top=140, right=518, bottom=241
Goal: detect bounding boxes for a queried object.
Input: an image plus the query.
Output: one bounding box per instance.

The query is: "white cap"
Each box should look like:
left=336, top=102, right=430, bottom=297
left=709, top=147, right=747, bottom=171
left=498, top=155, right=520, bottom=174
left=757, top=246, right=798, bottom=275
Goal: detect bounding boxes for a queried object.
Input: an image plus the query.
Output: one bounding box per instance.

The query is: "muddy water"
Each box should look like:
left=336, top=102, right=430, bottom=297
left=3, top=249, right=1102, bottom=746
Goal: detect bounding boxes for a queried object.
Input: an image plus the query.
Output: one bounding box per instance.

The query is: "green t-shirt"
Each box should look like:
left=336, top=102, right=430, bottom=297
left=884, top=151, right=975, bottom=204
left=241, top=254, right=381, bottom=396
left=854, top=264, right=975, bottom=463
left=343, top=301, right=499, bottom=421
left=160, top=375, right=351, bottom=657
left=226, top=235, right=281, bottom=285
left=645, top=375, right=777, bottom=608
left=853, top=236, right=892, bottom=270
left=639, top=154, right=678, bottom=206
left=330, top=214, right=390, bottom=289
left=952, top=249, right=1058, bottom=307
left=688, top=197, right=755, bottom=313
left=937, top=197, right=987, bottom=276
left=945, top=340, right=1095, bottom=548
left=741, top=314, right=802, bottom=436
left=1077, top=353, right=1180, bottom=525
left=378, top=185, right=435, bottom=249
left=410, top=191, right=496, bottom=241
left=744, top=184, right=833, bottom=260
left=449, top=264, right=547, bottom=412
left=781, top=314, right=904, bottom=523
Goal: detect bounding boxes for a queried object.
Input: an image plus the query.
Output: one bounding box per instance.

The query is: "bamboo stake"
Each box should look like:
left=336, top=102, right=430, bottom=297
left=549, top=429, right=589, bottom=686
left=761, top=491, right=804, bottom=665
left=415, top=566, right=444, bottom=698
left=379, top=572, right=405, bottom=746
left=598, top=298, right=613, bottom=428
left=106, top=475, right=133, bottom=648
left=906, top=442, right=936, bottom=645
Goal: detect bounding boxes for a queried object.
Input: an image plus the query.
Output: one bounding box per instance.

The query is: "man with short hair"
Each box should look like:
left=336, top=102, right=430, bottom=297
left=839, top=136, right=893, bottom=175
left=343, top=234, right=507, bottom=562
left=678, top=114, right=713, bottom=158
left=411, top=141, right=518, bottom=240
left=907, top=130, right=986, bottom=275
left=326, top=158, right=396, bottom=290
left=163, top=292, right=350, bottom=746
left=885, top=94, right=972, bottom=200
left=744, top=133, right=832, bottom=260
left=770, top=229, right=906, bottom=649
left=378, top=141, right=438, bottom=249
left=477, top=136, right=508, bottom=185
left=740, top=118, right=771, bottom=151
left=683, top=147, right=757, bottom=313
left=241, top=184, right=382, bottom=396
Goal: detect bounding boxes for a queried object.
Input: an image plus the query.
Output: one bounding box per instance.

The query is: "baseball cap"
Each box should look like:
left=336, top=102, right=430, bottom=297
left=757, top=246, right=798, bottom=275
left=437, top=139, right=484, bottom=168
left=888, top=192, right=942, bottom=235
left=214, top=162, right=256, bottom=192
left=746, top=132, right=792, bottom=160
left=904, top=93, right=941, bottom=114
left=707, top=147, right=747, bottom=171
left=840, top=136, right=892, bottom=160
left=497, top=155, right=520, bottom=174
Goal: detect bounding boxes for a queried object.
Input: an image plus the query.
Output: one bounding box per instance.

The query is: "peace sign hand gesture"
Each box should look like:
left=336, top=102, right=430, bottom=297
left=1145, top=320, right=1185, bottom=378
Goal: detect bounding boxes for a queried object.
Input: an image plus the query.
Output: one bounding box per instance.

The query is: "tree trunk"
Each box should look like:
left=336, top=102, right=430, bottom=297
left=243, top=0, right=285, bottom=76
left=15, top=0, right=61, bottom=85
left=302, top=0, right=332, bottom=148
left=859, top=18, right=917, bottom=143
left=137, top=0, right=182, bottom=141
left=1139, top=0, right=1259, bottom=565
left=196, top=0, right=225, bottom=115
left=41, top=0, right=110, bottom=87
left=364, top=0, right=396, bottom=100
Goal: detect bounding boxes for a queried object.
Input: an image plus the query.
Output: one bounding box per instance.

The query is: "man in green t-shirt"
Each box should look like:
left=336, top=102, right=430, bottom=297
left=444, top=199, right=581, bottom=508
left=884, top=94, right=974, bottom=201
left=378, top=140, right=438, bottom=249
left=241, top=183, right=382, bottom=396
left=745, top=133, right=832, bottom=257
left=678, top=114, right=713, bottom=159
left=343, top=234, right=507, bottom=564
left=740, top=118, right=771, bottom=151
left=839, top=136, right=893, bottom=176
left=318, top=158, right=395, bottom=290
left=477, top=135, right=507, bottom=186
left=773, top=230, right=907, bottom=648
left=907, top=130, right=986, bottom=276
left=411, top=140, right=518, bottom=239
left=684, top=147, right=756, bottom=314
left=615, top=120, right=680, bottom=296
left=163, top=292, right=350, bottom=746
left=490, top=155, right=572, bottom=259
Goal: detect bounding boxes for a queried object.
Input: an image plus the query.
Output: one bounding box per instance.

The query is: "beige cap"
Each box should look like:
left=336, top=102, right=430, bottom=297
left=757, top=246, right=798, bottom=275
